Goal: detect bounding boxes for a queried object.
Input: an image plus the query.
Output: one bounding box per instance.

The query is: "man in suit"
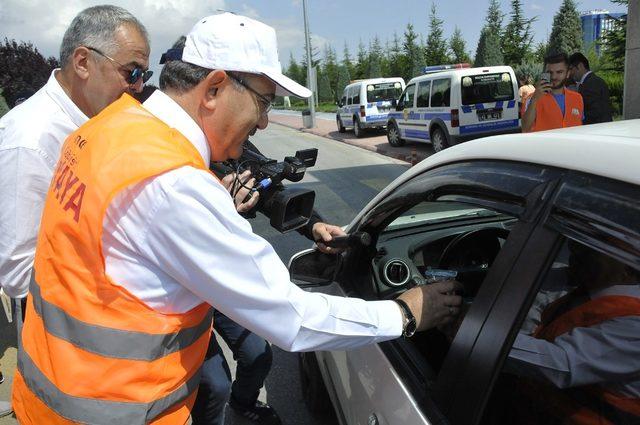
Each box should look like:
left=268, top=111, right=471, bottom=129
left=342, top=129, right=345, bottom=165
left=569, top=52, right=613, bottom=124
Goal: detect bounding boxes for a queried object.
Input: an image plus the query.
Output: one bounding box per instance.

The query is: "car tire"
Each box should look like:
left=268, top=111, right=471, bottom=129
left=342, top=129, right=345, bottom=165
left=354, top=116, right=364, bottom=138
left=336, top=116, right=346, bottom=133
left=298, top=352, right=332, bottom=417
left=431, top=126, right=449, bottom=153
left=387, top=122, right=405, bottom=147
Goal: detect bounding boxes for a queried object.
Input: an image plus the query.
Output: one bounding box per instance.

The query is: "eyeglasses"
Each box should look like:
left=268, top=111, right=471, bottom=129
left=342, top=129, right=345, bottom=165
left=85, top=46, right=153, bottom=85
left=227, top=73, right=274, bottom=115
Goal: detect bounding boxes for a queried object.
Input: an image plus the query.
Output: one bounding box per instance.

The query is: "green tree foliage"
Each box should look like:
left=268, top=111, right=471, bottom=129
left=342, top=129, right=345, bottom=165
left=424, top=3, right=450, bottom=66
left=533, top=40, right=549, bottom=63
left=368, top=36, right=383, bottom=78
left=322, top=45, right=339, bottom=101
left=301, top=37, right=321, bottom=86
left=0, top=90, right=10, bottom=118
left=402, top=23, right=424, bottom=80
left=501, top=0, right=536, bottom=66
left=450, top=27, right=471, bottom=64
left=547, top=0, right=583, bottom=56
left=601, top=0, right=627, bottom=72
left=386, top=32, right=404, bottom=78
left=514, top=62, right=543, bottom=83
left=355, top=40, right=369, bottom=79
left=474, top=0, right=505, bottom=67
left=285, top=52, right=304, bottom=85
left=335, top=64, right=351, bottom=102
left=486, top=0, right=504, bottom=33
left=342, top=42, right=355, bottom=79
left=317, top=71, right=333, bottom=102
left=0, top=38, right=58, bottom=107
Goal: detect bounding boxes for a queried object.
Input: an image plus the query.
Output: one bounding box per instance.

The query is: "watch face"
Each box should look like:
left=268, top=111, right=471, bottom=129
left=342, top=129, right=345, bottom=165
left=405, top=319, right=417, bottom=337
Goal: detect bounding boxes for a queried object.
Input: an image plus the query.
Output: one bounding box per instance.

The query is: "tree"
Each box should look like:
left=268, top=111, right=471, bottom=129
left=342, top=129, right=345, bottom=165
left=285, top=52, right=304, bottom=86
left=601, top=0, right=628, bottom=72
left=317, top=70, right=333, bottom=102
left=475, top=27, right=504, bottom=66
left=322, top=45, right=339, bottom=101
left=335, top=64, right=351, bottom=101
left=402, top=23, right=423, bottom=80
left=547, top=0, right=583, bottom=56
left=355, top=40, right=369, bottom=80
left=450, top=27, right=471, bottom=64
left=342, top=42, right=355, bottom=79
left=424, top=3, right=450, bottom=66
left=0, top=38, right=58, bottom=107
left=368, top=36, right=383, bottom=78
left=301, top=37, right=321, bottom=87
left=501, top=0, right=536, bottom=66
left=533, top=40, right=549, bottom=63
left=386, top=32, right=405, bottom=78
left=0, top=90, right=9, bottom=118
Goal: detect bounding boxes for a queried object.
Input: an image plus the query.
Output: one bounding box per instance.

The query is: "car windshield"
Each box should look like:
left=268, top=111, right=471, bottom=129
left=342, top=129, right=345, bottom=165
left=461, top=72, right=514, bottom=105
left=386, top=201, right=499, bottom=230
left=366, top=82, right=404, bottom=103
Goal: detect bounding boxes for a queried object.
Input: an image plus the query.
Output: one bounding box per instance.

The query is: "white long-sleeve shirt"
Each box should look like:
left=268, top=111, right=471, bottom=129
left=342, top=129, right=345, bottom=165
left=507, top=284, right=640, bottom=397
left=0, top=70, right=88, bottom=298
left=101, top=90, right=402, bottom=352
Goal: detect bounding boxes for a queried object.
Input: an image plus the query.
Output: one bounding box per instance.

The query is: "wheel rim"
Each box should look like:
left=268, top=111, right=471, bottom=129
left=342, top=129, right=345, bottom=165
left=388, top=126, right=399, bottom=144
left=432, top=130, right=445, bottom=152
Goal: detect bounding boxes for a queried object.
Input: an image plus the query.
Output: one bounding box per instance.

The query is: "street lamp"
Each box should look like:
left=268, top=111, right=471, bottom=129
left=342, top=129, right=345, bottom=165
left=302, top=0, right=316, bottom=128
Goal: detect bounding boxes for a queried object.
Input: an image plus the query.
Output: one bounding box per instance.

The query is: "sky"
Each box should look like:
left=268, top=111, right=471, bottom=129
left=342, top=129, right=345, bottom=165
left=0, top=0, right=627, bottom=84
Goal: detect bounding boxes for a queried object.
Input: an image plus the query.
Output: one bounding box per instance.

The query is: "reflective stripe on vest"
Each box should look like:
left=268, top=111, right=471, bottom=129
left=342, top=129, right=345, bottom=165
left=29, top=274, right=213, bottom=361
left=18, top=348, right=202, bottom=424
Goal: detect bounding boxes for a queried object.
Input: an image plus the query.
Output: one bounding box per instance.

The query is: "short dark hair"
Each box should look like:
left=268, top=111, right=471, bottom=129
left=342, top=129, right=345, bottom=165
left=159, top=36, right=212, bottom=93
left=569, top=52, right=590, bottom=70
left=544, top=52, right=569, bottom=68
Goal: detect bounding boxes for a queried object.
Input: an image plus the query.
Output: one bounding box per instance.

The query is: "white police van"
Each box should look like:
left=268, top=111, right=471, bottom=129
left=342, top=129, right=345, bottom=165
left=337, top=77, right=405, bottom=138
left=386, top=65, right=520, bottom=152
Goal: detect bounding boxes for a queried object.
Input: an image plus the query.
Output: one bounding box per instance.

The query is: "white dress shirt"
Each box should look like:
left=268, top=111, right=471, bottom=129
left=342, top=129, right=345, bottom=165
left=0, top=70, right=88, bottom=298
left=508, top=284, right=640, bottom=397
left=102, top=90, right=402, bottom=352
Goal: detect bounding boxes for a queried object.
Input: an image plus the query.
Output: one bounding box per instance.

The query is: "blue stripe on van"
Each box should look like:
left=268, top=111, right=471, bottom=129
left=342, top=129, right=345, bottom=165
left=388, top=112, right=403, bottom=119
left=507, top=100, right=516, bottom=109
left=423, top=112, right=451, bottom=121
left=495, top=101, right=504, bottom=109
left=461, top=105, right=473, bottom=113
left=459, top=119, right=520, bottom=135
left=475, top=103, right=485, bottom=110
left=403, top=129, right=430, bottom=140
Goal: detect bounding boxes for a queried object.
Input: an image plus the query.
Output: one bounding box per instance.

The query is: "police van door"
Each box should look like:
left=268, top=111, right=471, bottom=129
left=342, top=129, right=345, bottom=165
left=393, top=83, right=417, bottom=141
left=412, top=80, right=432, bottom=142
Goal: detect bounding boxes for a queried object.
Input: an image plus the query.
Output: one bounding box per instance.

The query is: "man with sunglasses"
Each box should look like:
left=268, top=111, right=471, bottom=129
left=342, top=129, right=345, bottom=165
left=0, top=5, right=149, bottom=414
left=12, top=13, right=461, bottom=424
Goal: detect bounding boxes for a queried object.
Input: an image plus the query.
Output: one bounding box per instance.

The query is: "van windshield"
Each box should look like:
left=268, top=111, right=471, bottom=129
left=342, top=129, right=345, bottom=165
left=461, top=73, right=514, bottom=105
left=365, top=82, right=404, bottom=103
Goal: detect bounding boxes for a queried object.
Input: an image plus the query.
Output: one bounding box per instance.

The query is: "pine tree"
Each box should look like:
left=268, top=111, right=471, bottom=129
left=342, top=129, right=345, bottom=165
left=450, top=27, right=471, bottom=64
left=547, top=0, right=583, bottom=56
left=387, top=32, right=405, bottom=78
left=486, top=0, right=504, bottom=33
left=322, top=45, right=339, bottom=101
left=355, top=40, right=369, bottom=79
left=368, top=36, right=383, bottom=78
left=475, top=27, right=504, bottom=66
left=301, top=37, right=321, bottom=86
left=317, top=70, right=333, bottom=102
left=335, top=64, right=351, bottom=101
left=403, top=23, right=423, bottom=80
left=601, top=0, right=627, bottom=72
left=501, top=0, right=536, bottom=66
left=342, top=42, right=355, bottom=79
left=285, top=52, right=303, bottom=86
left=424, top=3, right=450, bottom=66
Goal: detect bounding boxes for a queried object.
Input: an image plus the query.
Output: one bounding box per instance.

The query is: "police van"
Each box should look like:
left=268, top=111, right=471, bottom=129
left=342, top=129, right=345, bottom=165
left=386, top=65, right=520, bottom=152
left=337, top=77, right=405, bottom=138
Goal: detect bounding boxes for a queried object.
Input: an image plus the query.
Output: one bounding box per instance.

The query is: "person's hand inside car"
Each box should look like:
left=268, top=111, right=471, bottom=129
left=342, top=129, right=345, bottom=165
left=398, top=280, right=463, bottom=331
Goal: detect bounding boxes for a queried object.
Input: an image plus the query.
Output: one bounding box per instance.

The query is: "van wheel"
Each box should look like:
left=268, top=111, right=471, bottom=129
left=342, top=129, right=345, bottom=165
left=387, top=123, right=405, bottom=147
left=298, top=352, right=333, bottom=417
left=431, top=127, right=449, bottom=152
left=336, top=116, right=346, bottom=133
left=354, top=117, right=364, bottom=138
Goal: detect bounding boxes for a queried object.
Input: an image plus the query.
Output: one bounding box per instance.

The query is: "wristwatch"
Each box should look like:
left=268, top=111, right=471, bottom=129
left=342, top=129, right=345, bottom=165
left=394, top=299, right=416, bottom=338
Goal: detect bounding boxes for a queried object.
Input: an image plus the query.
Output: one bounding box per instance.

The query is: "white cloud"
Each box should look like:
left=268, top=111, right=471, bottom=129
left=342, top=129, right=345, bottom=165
left=531, top=3, right=543, bottom=11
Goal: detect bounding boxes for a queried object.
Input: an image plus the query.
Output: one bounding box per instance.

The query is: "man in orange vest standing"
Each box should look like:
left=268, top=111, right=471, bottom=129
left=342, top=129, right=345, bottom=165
left=12, top=12, right=462, bottom=424
left=522, top=52, right=584, bottom=133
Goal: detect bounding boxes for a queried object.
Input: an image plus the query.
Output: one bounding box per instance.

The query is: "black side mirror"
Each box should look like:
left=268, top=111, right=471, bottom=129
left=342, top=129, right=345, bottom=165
left=288, top=248, right=338, bottom=288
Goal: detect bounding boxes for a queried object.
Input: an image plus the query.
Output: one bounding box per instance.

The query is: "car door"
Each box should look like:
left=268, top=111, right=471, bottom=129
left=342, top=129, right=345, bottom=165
left=392, top=83, right=416, bottom=141
left=292, top=160, right=564, bottom=425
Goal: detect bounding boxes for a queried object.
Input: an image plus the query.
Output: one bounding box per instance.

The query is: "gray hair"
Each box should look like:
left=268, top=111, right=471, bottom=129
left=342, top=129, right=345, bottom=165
left=59, top=5, right=149, bottom=67
left=159, top=36, right=245, bottom=94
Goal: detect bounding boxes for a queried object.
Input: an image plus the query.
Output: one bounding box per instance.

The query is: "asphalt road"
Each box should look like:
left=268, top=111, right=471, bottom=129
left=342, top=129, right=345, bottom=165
left=0, top=122, right=409, bottom=425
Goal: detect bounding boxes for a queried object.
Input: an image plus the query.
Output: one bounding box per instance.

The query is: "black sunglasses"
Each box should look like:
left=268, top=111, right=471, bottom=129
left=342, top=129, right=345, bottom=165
left=86, top=46, right=153, bottom=84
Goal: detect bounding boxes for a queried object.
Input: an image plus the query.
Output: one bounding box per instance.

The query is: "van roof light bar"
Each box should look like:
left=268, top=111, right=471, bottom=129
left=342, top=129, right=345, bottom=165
left=422, top=63, right=471, bottom=75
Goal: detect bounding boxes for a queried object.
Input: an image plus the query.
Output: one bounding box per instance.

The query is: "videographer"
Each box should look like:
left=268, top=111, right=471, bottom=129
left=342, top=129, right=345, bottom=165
left=12, top=13, right=462, bottom=424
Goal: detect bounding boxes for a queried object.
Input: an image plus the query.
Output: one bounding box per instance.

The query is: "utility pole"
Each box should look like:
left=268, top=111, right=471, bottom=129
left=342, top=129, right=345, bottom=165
left=623, top=0, right=639, bottom=119
left=302, top=0, right=316, bottom=128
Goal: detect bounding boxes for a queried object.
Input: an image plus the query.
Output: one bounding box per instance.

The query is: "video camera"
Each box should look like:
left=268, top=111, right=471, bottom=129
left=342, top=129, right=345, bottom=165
left=210, top=142, right=318, bottom=233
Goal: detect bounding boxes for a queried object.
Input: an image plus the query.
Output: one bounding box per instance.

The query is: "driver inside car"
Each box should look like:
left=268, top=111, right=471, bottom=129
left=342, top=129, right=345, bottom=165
left=503, top=241, right=640, bottom=425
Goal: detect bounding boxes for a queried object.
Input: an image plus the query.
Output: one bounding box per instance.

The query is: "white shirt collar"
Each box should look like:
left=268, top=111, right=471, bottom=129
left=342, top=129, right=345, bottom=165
left=46, top=69, right=89, bottom=128
left=578, top=71, right=592, bottom=85
left=142, top=90, right=211, bottom=168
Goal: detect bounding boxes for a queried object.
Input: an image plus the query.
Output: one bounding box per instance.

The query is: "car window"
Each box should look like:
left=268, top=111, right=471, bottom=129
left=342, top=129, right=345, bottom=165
left=399, top=84, right=416, bottom=109
left=416, top=81, right=431, bottom=108
left=480, top=237, right=640, bottom=425
left=430, top=78, right=451, bottom=107
left=352, top=86, right=360, bottom=104
left=366, top=81, right=404, bottom=103
left=461, top=72, right=514, bottom=105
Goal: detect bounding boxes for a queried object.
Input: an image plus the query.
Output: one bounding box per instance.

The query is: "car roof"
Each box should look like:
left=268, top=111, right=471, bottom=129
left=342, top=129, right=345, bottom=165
left=347, top=77, right=404, bottom=87
left=407, top=66, right=514, bottom=84
left=350, top=120, right=640, bottom=229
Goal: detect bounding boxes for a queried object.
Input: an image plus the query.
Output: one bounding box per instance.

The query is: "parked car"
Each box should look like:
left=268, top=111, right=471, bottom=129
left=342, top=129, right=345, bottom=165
left=290, top=120, right=640, bottom=425
left=337, top=78, right=405, bottom=138
left=387, top=65, right=520, bottom=152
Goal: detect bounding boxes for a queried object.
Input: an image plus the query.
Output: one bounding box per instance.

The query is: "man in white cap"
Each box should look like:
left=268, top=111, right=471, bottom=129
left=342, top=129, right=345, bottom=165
left=12, top=13, right=462, bottom=424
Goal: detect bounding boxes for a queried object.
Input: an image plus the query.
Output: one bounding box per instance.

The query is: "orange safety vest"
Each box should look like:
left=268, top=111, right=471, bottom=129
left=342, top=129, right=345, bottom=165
left=531, top=293, right=640, bottom=424
left=526, top=88, right=584, bottom=133
left=12, top=94, right=213, bottom=424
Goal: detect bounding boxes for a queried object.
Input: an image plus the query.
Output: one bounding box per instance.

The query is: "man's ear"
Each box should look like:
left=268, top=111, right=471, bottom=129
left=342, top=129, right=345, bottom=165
left=201, top=69, right=227, bottom=111
left=72, top=46, right=92, bottom=81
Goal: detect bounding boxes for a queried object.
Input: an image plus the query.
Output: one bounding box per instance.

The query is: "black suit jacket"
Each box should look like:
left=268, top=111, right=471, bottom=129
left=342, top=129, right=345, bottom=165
left=579, top=72, right=613, bottom=124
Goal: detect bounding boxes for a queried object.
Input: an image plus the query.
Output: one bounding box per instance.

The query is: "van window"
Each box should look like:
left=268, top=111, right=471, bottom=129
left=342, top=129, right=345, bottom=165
left=461, top=72, right=514, bottom=105
left=365, top=82, right=404, bottom=103
left=399, top=84, right=416, bottom=109
left=347, top=86, right=356, bottom=105
left=416, top=81, right=431, bottom=108
left=352, top=85, right=361, bottom=104
left=430, top=78, right=451, bottom=107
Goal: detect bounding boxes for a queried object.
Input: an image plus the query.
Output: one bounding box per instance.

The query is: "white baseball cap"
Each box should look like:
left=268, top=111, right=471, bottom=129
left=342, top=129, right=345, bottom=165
left=182, top=12, right=311, bottom=98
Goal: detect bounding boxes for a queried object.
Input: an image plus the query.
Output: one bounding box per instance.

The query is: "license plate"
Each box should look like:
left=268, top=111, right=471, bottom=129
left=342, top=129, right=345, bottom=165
left=478, top=111, right=502, bottom=121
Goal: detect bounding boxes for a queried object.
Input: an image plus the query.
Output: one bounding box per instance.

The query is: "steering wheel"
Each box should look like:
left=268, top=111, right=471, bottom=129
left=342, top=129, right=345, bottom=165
left=438, top=227, right=510, bottom=299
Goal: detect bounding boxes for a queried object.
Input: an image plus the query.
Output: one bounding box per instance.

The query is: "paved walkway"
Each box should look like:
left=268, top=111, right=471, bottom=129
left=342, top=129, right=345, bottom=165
left=269, top=111, right=434, bottom=165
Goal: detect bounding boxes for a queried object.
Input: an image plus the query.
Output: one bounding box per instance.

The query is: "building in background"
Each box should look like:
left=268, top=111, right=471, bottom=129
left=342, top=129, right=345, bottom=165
left=581, top=9, right=626, bottom=54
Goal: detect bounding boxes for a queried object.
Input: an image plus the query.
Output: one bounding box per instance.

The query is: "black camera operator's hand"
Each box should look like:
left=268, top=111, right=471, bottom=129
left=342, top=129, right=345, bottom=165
left=221, top=170, right=259, bottom=213
left=397, top=280, right=463, bottom=332
left=312, top=223, right=346, bottom=254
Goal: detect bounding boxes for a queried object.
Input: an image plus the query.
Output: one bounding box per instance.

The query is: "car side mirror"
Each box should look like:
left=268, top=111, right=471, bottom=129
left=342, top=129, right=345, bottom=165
left=288, top=248, right=338, bottom=288
left=391, top=99, right=397, bottom=107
